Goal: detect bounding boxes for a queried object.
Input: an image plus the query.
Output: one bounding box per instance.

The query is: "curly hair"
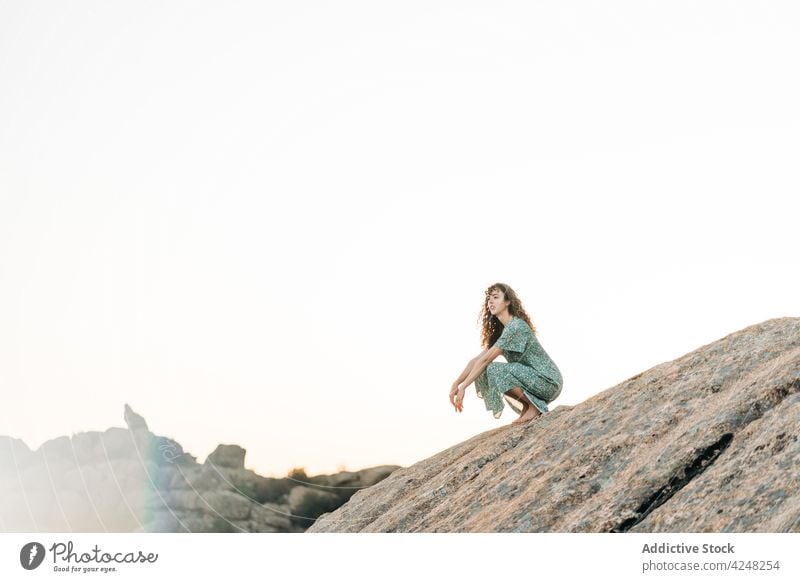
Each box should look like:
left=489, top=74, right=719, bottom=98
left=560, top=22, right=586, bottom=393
left=477, top=282, right=537, bottom=348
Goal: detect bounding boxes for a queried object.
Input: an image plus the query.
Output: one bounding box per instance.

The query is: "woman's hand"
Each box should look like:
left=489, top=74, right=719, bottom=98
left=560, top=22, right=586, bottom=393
left=449, top=383, right=466, bottom=413
left=449, top=383, right=459, bottom=409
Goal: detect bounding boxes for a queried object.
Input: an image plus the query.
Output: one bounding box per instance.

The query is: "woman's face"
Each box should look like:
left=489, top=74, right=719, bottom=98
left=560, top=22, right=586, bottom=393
left=487, top=290, right=509, bottom=316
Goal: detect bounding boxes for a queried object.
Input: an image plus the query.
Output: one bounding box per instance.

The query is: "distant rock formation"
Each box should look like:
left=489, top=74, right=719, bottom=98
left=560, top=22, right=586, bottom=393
left=308, top=317, right=800, bottom=532
left=123, top=403, right=148, bottom=432
left=0, top=405, right=399, bottom=532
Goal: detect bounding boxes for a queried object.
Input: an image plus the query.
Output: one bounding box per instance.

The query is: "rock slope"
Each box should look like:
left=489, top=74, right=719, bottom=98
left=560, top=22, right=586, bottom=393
left=308, top=317, right=800, bottom=532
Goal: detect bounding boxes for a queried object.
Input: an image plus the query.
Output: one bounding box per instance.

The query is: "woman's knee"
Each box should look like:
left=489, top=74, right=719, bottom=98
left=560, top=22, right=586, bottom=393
left=486, top=362, right=505, bottom=378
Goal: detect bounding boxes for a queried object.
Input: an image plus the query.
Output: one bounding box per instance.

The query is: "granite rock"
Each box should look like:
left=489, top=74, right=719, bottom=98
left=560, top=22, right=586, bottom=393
left=308, top=317, right=800, bottom=533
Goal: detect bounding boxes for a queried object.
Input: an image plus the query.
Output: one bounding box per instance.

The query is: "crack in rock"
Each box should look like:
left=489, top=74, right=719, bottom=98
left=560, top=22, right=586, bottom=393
left=610, top=433, right=734, bottom=532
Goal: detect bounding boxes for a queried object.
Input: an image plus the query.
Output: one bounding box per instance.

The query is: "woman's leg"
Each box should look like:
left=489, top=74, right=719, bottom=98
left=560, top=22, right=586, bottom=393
left=504, top=387, right=529, bottom=419
left=484, top=362, right=548, bottom=421
left=503, top=387, right=535, bottom=424
left=515, top=403, right=542, bottom=423
left=505, top=386, right=542, bottom=424
left=502, top=364, right=555, bottom=421
left=504, top=387, right=529, bottom=405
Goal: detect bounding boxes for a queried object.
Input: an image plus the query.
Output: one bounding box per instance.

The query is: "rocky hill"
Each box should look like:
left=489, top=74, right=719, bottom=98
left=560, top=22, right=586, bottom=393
left=0, top=405, right=399, bottom=532
left=308, top=317, right=800, bottom=532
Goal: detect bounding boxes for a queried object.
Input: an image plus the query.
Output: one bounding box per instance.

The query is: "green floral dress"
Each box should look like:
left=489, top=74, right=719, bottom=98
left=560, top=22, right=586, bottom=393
left=474, top=316, right=563, bottom=418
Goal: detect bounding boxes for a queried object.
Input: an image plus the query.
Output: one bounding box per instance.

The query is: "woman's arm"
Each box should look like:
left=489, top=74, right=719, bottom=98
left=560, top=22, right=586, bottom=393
left=453, top=357, right=478, bottom=386
left=451, top=349, right=498, bottom=412
left=459, top=357, right=490, bottom=390
left=459, top=345, right=503, bottom=389
left=453, top=346, right=491, bottom=384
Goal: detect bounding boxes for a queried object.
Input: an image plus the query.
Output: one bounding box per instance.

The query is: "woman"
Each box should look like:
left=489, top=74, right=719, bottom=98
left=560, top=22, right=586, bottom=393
left=449, top=283, right=563, bottom=425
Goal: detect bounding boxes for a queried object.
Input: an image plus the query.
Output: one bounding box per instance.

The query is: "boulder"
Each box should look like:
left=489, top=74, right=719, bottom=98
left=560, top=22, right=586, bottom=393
left=308, top=317, right=800, bottom=533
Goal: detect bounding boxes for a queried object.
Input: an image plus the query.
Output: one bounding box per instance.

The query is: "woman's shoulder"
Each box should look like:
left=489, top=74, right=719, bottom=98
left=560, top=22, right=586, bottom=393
left=514, top=317, right=540, bottom=342
left=512, top=316, right=532, bottom=332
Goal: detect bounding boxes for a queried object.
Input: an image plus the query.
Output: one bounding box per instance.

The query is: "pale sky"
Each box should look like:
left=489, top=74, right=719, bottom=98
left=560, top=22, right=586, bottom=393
left=1, top=1, right=797, bottom=478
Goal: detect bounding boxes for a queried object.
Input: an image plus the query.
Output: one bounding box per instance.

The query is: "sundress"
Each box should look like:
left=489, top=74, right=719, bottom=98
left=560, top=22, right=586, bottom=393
left=474, top=316, right=563, bottom=418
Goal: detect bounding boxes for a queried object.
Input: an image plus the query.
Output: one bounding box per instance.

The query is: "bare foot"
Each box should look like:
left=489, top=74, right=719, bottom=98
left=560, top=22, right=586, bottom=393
left=514, top=404, right=542, bottom=424
left=511, top=402, right=530, bottom=425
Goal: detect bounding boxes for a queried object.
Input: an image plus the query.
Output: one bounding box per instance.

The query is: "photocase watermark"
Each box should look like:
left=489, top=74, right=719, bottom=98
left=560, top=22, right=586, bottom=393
left=19, top=542, right=46, bottom=570
left=18, top=540, right=158, bottom=574
left=159, top=441, right=187, bottom=464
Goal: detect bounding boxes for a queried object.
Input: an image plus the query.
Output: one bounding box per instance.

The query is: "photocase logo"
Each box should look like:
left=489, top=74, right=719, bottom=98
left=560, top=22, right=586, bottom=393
left=19, top=542, right=46, bottom=570
left=17, top=540, right=158, bottom=574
